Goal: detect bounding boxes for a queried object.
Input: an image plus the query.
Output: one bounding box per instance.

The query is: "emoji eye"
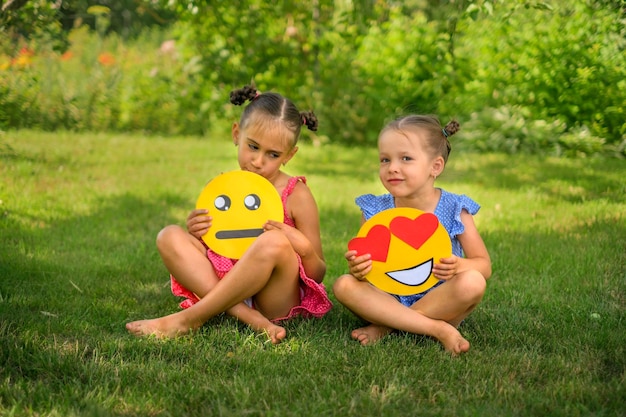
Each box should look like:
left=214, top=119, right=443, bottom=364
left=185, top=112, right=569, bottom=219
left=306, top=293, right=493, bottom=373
left=214, top=195, right=231, bottom=211
left=244, top=194, right=261, bottom=210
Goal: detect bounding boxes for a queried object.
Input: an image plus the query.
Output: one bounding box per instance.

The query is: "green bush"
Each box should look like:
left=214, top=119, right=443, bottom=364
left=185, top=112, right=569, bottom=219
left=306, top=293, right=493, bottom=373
left=352, top=8, right=470, bottom=143
left=0, top=64, right=43, bottom=130
left=0, top=0, right=624, bottom=158
left=171, top=1, right=330, bottom=140
left=0, top=26, right=202, bottom=135
left=458, top=1, right=626, bottom=152
left=115, top=29, right=210, bottom=135
left=458, top=106, right=561, bottom=154
left=0, top=27, right=123, bottom=132
left=458, top=105, right=614, bottom=158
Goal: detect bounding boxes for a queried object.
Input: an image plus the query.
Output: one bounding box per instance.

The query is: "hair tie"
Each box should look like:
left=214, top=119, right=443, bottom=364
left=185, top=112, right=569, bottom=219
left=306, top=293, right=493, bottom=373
left=442, top=128, right=449, bottom=138
left=253, top=91, right=261, bottom=100
left=302, top=115, right=307, bottom=126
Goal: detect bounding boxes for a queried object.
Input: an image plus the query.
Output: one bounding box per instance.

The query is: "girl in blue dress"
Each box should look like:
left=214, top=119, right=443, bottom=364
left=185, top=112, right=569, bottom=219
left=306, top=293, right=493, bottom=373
left=332, top=115, right=492, bottom=356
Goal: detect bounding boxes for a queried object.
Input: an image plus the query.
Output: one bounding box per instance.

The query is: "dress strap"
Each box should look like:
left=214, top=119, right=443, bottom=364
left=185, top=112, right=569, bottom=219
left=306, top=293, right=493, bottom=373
left=281, top=176, right=306, bottom=227
left=281, top=176, right=306, bottom=202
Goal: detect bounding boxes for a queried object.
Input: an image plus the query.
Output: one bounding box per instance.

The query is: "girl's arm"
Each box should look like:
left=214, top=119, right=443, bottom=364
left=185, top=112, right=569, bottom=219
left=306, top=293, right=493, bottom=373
left=276, top=182, right=326, bottom=283
left=454, top=210, right=492, bottom=279
left=433, top=210, right=491, bottom=280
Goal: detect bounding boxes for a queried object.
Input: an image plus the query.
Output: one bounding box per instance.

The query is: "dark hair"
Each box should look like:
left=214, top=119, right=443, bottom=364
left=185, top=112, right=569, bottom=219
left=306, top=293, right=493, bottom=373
left=380, top=115, right=459, bottom=163
left=229, top=85, right=317, bottom=147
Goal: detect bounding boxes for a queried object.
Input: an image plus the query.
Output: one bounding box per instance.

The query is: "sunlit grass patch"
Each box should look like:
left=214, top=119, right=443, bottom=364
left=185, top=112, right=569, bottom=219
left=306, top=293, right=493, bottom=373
left=1, top=131, right=624, bottom=417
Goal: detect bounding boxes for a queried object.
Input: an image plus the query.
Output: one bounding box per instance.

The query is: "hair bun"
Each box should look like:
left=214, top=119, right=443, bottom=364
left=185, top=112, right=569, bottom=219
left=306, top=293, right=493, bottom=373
left=443, top=120, right=460, bottom=137
left=301, top=111, right=318, bottom=131
left=229, top=85, right=258, bottom=106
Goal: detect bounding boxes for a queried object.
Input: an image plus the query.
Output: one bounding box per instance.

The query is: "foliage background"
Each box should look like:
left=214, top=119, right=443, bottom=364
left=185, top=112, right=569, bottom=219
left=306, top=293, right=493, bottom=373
left=0, top=0, right=625, bottom=156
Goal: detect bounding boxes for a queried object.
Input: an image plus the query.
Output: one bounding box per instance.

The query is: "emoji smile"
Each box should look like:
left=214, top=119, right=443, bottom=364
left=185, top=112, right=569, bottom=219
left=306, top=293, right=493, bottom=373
left=215, top=229, right=264, bottom=239
left=385, top=258, right=433, bottom=287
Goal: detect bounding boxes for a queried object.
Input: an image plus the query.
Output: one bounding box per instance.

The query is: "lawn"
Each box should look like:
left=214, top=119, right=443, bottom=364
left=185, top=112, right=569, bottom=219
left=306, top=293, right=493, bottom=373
left=1, top=130, right=624, bottom=416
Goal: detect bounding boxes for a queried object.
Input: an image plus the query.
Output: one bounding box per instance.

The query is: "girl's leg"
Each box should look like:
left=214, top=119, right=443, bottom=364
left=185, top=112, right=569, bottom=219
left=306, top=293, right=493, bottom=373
left=411, top=270, right=486, bottom=327
left=156, top=225, right=220, bottom=294
left=332, top=274, right=470, bottom=355
left=127, top=230, right=300, bottom=341
left=151, top=225, right=288, bottom=342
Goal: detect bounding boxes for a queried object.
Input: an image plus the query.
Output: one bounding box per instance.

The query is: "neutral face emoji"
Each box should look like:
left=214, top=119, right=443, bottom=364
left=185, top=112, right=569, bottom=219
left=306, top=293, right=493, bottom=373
left=348, top=208, right=451, bottom=295
left=196, top=170, right=283, bottom=259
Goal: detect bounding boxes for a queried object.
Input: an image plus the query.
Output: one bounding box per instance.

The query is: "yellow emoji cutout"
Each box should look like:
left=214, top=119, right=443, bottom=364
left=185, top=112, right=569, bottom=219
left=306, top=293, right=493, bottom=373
left=348, top=208, right=452, bottom=296
left=196, top=170, right=283, bottom=259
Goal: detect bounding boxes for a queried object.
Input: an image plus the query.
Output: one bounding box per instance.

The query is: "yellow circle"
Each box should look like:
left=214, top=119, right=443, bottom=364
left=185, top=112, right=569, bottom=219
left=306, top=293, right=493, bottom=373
left=196, top=171, right=283, bottom=259
left=349, top=208, right=452, bottom=296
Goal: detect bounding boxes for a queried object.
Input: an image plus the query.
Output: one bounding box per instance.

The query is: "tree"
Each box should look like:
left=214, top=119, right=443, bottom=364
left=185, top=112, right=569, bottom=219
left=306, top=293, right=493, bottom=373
left=1, top=0, right=29, bottom=12
left=1, top=0, right=176, bottom=48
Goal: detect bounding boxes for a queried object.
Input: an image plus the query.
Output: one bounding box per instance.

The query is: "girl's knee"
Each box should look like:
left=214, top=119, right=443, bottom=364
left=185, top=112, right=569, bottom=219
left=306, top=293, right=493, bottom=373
left=156, top=225, right=186, bottom=252
left=253, top=230, right=293, bottom=258
left=455, top=270, right=486, bottom=301
left=332, top=274, right=357, bottom=300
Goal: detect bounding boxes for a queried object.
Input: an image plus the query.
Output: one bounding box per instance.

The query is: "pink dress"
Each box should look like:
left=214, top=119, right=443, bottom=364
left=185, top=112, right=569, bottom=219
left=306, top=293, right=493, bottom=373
left=170, top=176, right=332, bottom=321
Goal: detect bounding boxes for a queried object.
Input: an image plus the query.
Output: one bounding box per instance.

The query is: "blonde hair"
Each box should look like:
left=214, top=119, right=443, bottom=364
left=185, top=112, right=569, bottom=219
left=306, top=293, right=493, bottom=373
left=380, top=115, right=459, bottom=163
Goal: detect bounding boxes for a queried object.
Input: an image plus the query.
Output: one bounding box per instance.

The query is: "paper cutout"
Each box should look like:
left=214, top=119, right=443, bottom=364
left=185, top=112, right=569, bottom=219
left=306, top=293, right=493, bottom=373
left=389, top=213, right=439, bottom=250
left=196, top=170, right=282, bottom=259
left=348, top=207, right=452, bottom=296
left=347, top=224, right=391, bottom=263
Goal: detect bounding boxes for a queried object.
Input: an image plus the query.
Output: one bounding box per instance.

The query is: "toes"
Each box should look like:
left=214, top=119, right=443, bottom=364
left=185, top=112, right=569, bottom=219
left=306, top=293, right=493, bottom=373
left=125, top=321, right=144, bottom=335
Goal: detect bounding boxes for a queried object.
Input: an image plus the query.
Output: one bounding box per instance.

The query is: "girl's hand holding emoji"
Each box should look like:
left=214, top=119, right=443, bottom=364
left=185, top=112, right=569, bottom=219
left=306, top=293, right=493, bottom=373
left=186, top=209, right=212, bottom=240
left=345, top=250, right=372, bottom=281
left=432, top=255, right=459, bottom=280
left=264, top=220, right=311, bottom=257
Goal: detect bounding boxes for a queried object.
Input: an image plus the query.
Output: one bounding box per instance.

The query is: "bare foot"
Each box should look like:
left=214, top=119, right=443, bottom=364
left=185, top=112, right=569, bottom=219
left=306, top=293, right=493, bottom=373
left=435, top=324, right=470, bottom=356
left=125, top=315, right=199, bottom=339
left=262, top=323, right=287, bottom=345
left=245, top=315, right=287, bottom=344
left=351, top=324, right=392, bottom=346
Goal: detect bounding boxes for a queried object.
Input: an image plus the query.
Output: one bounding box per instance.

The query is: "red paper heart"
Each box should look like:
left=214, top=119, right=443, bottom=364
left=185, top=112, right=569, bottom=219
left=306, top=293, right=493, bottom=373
left=348, top=224, right=391, bottom=262
left=389, top=213, right=439, bottom=250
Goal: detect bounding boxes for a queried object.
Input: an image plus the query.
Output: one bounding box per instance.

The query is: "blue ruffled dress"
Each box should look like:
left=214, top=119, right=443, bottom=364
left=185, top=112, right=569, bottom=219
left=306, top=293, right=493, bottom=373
left=355, top=189, right=480, bottom=306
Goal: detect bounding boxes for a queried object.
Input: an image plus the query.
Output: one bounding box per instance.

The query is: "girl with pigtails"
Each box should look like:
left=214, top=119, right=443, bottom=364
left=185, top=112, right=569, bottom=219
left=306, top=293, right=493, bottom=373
left=127, top=85, right=332, bottom=343
left=333, top=115, right=491, bottom=356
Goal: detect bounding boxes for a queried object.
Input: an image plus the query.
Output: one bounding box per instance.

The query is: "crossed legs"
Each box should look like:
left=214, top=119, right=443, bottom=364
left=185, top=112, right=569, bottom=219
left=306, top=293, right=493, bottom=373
left=126, top=226, right=301, bottom=343
left=332, top=270, right=486, bottom=355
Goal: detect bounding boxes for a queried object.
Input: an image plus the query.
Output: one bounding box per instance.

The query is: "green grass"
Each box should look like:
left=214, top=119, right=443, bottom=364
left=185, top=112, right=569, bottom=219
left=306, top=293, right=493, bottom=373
left=1, top=130, right=624, bottom=417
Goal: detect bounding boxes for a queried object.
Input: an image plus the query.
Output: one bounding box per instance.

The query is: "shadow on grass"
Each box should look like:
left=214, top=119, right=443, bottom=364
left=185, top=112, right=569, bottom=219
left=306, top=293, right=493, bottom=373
left=0, top=137, right=91, bottom=170
left=0, top=191, right=362, bottom=341
left=0, top=192, right=192, bottom=337
left=1, top=192, right=624, bottom=416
